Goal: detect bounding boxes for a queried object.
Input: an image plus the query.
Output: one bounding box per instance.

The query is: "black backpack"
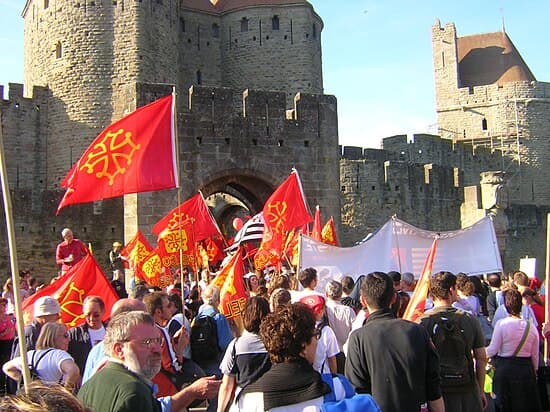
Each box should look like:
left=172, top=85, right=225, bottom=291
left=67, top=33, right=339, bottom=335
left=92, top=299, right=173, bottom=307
left=190, top=315, right=219, bottom=365
left=424, top=311, right=473, bottom=390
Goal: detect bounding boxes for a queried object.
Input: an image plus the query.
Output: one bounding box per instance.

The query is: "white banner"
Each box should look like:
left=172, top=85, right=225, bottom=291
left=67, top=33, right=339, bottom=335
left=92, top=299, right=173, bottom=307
left=299, top=216, right=503, bottom=293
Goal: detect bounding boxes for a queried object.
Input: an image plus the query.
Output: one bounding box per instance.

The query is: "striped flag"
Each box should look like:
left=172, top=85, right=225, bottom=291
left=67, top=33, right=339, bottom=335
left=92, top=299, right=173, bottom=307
left=403, top=237, right=439, bottom=322
left=225, top=213, right=264, bottom=252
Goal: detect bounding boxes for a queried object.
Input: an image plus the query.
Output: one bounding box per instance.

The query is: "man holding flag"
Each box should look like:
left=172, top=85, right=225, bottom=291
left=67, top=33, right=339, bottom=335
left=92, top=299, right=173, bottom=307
left=418, top=272, right=487, bottom=412
left=345, top=272, right=444, bottom=412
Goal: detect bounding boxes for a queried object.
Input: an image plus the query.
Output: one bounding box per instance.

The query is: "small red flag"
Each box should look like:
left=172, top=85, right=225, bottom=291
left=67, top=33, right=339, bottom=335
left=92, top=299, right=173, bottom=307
left=403, top=238, right=439, bottom=322
left=311, top=205, right=322, bottom=241
left=321, top=216, right=339, bottom=246
left=22, top=255, right=119, bottom=327
left=211, top=249, right=248, bottom=319
left=255, top=170, right=312, bottom=270
left=120, top=230, right=154, bottom=273
left=57, top=94, right=178, bottom=214
left=152, top=192, right=221, bottom=242
left=135, top=248, right=174, bottom=288
left=205, top=237, right=224, bottom=264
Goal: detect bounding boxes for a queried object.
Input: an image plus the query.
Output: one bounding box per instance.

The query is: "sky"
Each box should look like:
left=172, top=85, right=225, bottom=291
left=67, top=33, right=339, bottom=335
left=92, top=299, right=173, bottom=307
left=1, top=0, right=549, bottom=149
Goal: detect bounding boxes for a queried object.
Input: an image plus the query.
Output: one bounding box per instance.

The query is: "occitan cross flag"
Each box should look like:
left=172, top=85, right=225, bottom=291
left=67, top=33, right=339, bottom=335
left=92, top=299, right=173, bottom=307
left=254, top=170, right=312, bottom=270
left=57, top=94, right=178, bottom=214
left=22, top=254, right=119, bottom=327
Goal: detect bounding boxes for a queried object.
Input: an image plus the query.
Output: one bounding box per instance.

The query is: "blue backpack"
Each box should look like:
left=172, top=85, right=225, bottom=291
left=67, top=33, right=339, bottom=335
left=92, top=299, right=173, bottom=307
left=321, top=373, right=381, bottom=412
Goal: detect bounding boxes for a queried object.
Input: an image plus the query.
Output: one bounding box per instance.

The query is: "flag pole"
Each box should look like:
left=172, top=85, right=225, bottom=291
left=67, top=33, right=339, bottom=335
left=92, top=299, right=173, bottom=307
left=172, top=86, right=188, bottom=307
left=0, top=111, right=32, bottom=393
left=545, top=212, right=550, bottom=364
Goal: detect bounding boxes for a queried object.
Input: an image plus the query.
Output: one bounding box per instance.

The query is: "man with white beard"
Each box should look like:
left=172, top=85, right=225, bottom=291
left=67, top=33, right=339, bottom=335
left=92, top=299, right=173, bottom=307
left=78, top=311, right=220, bottom=412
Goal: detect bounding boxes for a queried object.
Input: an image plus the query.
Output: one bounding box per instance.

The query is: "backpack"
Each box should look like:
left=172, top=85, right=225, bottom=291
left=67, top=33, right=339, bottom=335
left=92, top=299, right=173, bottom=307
left=425, top=311, right=473, bottom=390
left=190, top=315, right=219, bottom=365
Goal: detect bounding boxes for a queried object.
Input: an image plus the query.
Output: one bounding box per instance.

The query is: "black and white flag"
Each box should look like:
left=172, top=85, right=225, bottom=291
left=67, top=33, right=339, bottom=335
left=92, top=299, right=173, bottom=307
left=225, top=212, right=264, bottom=252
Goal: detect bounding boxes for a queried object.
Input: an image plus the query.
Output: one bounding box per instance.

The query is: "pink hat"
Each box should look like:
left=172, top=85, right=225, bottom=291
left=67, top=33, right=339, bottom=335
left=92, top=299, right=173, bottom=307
left=300, top=294, right=325, bottom=316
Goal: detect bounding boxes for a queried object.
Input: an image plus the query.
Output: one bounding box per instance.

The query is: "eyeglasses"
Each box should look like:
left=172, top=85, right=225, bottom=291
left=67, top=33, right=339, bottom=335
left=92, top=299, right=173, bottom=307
left=125, top=337, right=163, bottom=348
left=313, top=329, right=322, bottom=340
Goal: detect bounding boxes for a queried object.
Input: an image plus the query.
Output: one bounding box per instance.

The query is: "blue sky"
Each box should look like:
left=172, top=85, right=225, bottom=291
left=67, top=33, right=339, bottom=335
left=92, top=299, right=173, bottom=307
left=1, top=0, right=549, bottom=149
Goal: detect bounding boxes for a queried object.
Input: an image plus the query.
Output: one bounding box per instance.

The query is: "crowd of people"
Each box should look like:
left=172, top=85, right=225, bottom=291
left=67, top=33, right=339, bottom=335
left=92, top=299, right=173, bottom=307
left=0, top=227, right=548, bottom=412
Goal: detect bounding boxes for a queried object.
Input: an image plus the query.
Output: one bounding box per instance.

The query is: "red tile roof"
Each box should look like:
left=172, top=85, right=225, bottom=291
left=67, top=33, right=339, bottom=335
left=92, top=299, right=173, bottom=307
left=212, top=0, right=309, bottom=13
left=457, top=31, right=535, bottom=87
left=181, top=0, right=218, bottom=13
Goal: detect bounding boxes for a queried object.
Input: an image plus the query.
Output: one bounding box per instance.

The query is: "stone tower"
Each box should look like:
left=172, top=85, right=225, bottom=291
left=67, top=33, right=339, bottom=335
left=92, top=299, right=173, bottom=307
left=5, top=0, right=338, bottom=275
left=22, top=0, right=324, bottom=190
left=432, top=20, right=550, bottom=205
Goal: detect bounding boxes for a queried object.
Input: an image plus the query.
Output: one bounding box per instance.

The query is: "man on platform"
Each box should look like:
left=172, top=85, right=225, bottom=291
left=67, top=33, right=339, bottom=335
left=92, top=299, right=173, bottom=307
left=56, top=228, right=88, bottom=275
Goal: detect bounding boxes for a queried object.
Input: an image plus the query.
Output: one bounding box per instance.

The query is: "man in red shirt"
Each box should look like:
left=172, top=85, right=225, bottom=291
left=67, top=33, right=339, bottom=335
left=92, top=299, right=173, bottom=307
left=55, top=228, right=88, bottom=275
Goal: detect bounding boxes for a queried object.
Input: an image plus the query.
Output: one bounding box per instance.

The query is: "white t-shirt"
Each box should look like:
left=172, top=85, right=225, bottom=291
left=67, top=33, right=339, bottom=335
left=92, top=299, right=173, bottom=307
left=14, top=348, right=74, bottom=385
left=313, top=323, right=340, bottom=374
left=88, top=326, right=106, bottom=347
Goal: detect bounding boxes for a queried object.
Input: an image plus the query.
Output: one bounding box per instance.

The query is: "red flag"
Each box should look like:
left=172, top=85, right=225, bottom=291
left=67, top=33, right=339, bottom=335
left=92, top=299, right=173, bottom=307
left=156, top=228, right=197, bottom=270
left=152, top=192, right=221, bottom=241
left=211, top=250, right=247, bottom=319
left=403, top=238, right=439, bottom=322
left=205, top=237, right=224, bottom=264
left=120, top=230, right=154, bottom=274
left=255, top=170, right=312, bottom=270
left=136, top=248, right=174, bottom=288
left=311, top=205, right=322, bottom=241
left=22, top=255, right=119, bottom=327
left=57, top=94, right=178, bottom=214
left=321, top=216, right=339, bottom=246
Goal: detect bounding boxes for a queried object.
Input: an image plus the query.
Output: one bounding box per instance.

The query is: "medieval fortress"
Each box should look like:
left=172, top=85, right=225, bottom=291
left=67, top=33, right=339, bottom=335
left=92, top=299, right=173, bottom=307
left=0, top=1, right=549, bottom=276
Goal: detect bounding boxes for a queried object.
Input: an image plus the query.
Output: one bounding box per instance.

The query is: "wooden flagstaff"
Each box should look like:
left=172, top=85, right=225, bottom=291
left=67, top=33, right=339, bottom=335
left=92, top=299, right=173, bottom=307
left=0, top=111, right=32, bottom=393
left=545, top=213, right=550, bottom=364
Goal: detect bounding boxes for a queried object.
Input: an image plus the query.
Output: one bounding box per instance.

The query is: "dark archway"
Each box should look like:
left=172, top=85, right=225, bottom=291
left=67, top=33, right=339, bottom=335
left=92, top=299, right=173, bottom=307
left=200, top=172, right=275, bottom=239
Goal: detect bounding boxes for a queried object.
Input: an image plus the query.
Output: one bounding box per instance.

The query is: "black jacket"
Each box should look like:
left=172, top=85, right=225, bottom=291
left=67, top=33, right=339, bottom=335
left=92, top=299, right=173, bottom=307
left=345, top=308, right=441, bottom=412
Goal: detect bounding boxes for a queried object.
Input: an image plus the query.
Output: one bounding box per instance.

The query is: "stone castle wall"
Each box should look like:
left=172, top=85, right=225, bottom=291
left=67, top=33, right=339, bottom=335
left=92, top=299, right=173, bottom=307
left=339, top=143, right=463, bottom=244
left=0, top=81, right=340, bottom=279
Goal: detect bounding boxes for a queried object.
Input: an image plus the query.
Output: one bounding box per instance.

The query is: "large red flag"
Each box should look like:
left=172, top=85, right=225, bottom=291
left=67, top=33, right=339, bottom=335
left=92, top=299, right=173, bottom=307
left=57, top=94, right=178, bottom=214
left=311, top=205, right=322, bottom=241
left=22, top=254, right=119, bottom=327
left=211, top=250, right=247, bottom=320
left=255, top=170, right=312, bottom=270
left=152, top=192, right=221, bottom=241
left=321, top=216, right=339, bottom=246
left=403, top=237, right=439, bottom=322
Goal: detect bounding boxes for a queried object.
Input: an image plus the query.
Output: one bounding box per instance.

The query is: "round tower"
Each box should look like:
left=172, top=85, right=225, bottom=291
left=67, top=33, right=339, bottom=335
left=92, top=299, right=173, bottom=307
left=216, top=0, right=323, bottom=105
left=22, top=0, right=142, bottom=187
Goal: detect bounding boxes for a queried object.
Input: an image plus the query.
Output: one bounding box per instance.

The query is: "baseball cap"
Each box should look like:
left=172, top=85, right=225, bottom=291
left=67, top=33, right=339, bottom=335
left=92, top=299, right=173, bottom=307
left=34, top=296, right=61, bottom=318
left=300, top=294, right=325, bottom=316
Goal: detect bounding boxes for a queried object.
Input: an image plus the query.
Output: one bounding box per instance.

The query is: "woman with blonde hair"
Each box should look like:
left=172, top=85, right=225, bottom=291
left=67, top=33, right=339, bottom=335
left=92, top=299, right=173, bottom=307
left=3, top=322, right=80, bottom=392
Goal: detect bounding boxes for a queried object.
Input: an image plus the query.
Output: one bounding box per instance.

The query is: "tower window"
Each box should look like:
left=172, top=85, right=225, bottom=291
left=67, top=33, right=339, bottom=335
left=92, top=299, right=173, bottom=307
left=212, top=23, right=220, bottom=38
left=44, top=0, right=49, bottom=8
left=55, top=42, right=62, bottom=59
left=180, top=18, right=186, bottom=32
left=241, top=17, right=249, bottom=32
left=196, top=70, right=202, bottom=85
left=312, top=23, right=317, bottom=38
left=272, top=16, right=279, bottom=30
left=482, top=118, right=488, bottom=131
